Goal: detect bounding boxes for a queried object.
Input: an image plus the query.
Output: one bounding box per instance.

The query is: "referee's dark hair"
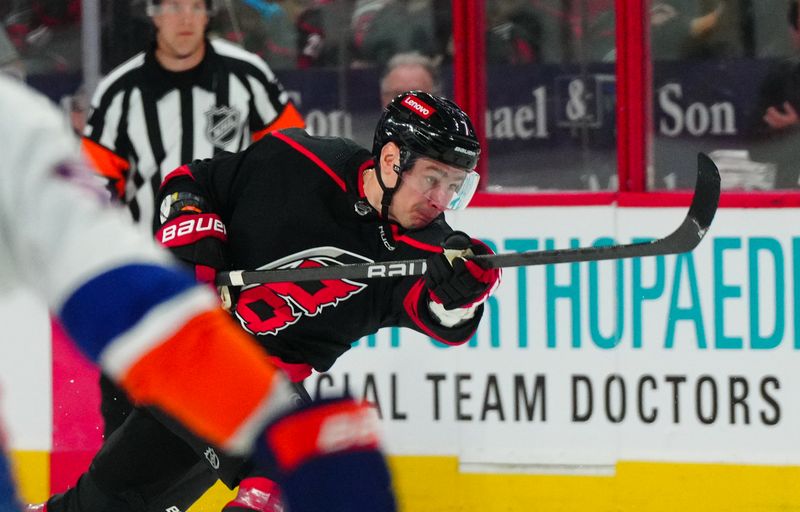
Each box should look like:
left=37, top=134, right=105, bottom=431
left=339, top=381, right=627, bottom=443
left=790, top=0, right=798, bottom=31
left=146, top=0, right=217, bottom=17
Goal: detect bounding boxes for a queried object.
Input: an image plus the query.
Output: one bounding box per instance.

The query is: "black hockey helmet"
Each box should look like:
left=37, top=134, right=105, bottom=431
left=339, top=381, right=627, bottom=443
left=372, top=91, right=481, bottom=216
left=373, top=91, right=480, bottom=172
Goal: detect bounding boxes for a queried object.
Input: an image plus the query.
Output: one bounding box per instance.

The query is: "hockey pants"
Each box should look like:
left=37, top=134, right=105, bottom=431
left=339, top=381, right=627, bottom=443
left=47, top=375, right=312, bottom=511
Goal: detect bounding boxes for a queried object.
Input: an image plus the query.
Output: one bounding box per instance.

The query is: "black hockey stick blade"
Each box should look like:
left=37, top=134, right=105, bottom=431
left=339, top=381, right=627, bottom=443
left=216, top=153, right=720, bottom=287
left=478, top=152, right=720, bottom=269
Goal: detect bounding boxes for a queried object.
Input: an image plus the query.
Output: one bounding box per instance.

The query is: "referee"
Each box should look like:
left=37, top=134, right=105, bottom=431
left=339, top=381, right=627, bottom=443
left=59, top=1, right=305, bottom=511
left=82, top=0, right=304, bottom=231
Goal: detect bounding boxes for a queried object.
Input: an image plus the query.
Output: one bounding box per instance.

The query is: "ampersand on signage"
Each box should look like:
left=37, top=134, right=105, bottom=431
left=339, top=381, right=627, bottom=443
left=566, top=79, right=587, bottom=121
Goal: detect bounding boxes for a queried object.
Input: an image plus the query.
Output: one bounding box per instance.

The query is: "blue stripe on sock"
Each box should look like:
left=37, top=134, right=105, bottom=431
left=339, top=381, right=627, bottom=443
left=0, top=451, right=21, bottom=511
left=59, top=264, right=197, bottom=361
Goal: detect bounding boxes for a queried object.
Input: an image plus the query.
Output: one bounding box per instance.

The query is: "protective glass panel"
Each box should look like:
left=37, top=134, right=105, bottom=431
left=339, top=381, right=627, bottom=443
left=2, top=0, right=84, bottom=130
left=1, top=0, right=82, bottom=77
left=9, top=1, right=624, bottom=193
left=484, top=0, right=618, bottom=192
left=650, top=0, right=800, bottom=191
left=209, top=0, right=451, bottom=154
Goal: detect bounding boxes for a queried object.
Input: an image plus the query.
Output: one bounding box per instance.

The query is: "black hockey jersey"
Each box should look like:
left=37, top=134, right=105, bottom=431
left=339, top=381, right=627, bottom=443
left=159, top=128, right=484, bottom=371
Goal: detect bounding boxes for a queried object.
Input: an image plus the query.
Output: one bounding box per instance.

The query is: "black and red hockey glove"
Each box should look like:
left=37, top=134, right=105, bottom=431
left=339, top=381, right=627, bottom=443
left=425, top=231, right=501, bottom=319
left=155, top=190, right=227, bottom=285
left=254, top=398, right=396, bottom=512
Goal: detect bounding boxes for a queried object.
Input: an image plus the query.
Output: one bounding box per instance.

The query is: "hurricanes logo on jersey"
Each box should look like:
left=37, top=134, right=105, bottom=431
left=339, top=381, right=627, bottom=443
left=205, top=106, right=242, bottom=147
left=234, top=248, right=370, bottom=336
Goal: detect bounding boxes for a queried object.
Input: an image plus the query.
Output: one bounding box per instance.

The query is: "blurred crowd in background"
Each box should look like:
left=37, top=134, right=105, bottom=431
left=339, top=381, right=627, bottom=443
left=5, top=0, right=798, bottom=76
left=0, top=0, right=554, bottom=77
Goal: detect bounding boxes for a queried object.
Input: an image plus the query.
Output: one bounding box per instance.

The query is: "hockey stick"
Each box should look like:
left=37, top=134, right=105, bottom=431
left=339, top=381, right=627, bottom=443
left=217, top=153, right=720, bottom=287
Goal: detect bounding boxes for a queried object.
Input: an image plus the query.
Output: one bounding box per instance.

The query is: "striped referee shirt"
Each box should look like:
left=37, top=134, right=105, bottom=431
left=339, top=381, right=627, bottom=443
left=82, top=37, right=304, bottom=229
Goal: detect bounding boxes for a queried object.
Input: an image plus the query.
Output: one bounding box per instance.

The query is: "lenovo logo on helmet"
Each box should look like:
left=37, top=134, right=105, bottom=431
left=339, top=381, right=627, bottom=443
left=401, top=95, right=436, bottom=119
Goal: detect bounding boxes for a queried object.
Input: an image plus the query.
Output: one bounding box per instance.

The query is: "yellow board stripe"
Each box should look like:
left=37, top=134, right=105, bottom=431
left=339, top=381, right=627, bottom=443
left=8, top=450, right=49, bottom=505
left=182, top=456, right=800, bottom=511
left=12, top=452, right=800, bottom=511
left=388, top=457, right=800, bottom=512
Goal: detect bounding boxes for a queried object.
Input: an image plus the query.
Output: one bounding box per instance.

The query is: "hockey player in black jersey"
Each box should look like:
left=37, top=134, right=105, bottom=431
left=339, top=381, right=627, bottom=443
left=47, top=91, right=501, bottom=512
left=157, top=91, right=498, bottom=375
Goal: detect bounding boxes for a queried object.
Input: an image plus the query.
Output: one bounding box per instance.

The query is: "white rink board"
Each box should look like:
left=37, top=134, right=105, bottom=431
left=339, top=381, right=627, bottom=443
left=0, top=289, right=52, bottom=450
left=309, top=206, right=800, bottom=467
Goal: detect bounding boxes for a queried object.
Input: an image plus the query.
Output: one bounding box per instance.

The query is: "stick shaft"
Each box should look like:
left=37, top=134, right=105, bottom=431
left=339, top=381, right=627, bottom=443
left=217, top=153, right=720, bottom=287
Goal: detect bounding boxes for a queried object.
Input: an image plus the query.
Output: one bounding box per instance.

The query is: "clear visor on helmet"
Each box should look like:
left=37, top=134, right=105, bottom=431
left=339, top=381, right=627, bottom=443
left=399, top=158, right=480, bottom=211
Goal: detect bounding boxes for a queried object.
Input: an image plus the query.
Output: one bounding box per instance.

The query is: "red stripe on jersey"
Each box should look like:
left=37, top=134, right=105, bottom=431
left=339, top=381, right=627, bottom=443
left=356, top=159, right=373, bottom=198
left=119, top=308, right=279, bottom=447
left=390, top=224, right=443, bottom=253
left=272, top=131, right=347, bottom=191
left=161, top=164, right=195, bottom=189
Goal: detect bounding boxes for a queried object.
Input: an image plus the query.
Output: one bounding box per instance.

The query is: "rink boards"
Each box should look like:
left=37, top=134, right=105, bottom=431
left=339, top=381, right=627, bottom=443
left=2, top=204, right=800, bottom=511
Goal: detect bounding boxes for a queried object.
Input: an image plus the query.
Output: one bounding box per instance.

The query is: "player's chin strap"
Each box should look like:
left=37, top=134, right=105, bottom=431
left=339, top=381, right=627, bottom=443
left=374, top=164, right=395, bottom=220
left=375, top=148, right=413, bottom=219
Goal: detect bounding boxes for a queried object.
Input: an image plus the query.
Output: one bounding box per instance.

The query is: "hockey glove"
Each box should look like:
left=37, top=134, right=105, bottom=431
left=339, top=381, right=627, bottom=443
left=155, top=191, right=227, bottom=285
left=255, top=398, right=396, bottom=512
left=425, top=232, right=501, bottom=324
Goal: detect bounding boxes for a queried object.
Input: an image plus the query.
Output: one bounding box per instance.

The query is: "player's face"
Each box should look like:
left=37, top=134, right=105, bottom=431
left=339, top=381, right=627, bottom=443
left=389, top=158, right=468, bottom=229
left=153, top=0, right=209, bottom=68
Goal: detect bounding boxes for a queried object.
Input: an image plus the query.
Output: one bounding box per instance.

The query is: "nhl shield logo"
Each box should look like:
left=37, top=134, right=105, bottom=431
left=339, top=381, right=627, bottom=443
left=205, top=106, right=242, bottom=147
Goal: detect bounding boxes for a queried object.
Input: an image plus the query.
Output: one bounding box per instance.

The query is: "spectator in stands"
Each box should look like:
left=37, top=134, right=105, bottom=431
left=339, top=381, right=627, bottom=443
left=211, top=0, right=348, bottom=69
left=294, top=0, right=352, bottom=68
left=650, top=0, right=746, bottom=60
left=350, top=0, right=390, bottom=62
left=486, top=0, right=543, bottom=65
left=379, top=51, right=440, bottom=106
left=3, top=0, right=82, bottom=74
left=746, top=0, right=800, bottom=188
left=212, top=0, right=299, bottom=69
left=351, top=0, right=438, bottom=67
left=758, top=0, right=800, bottom=132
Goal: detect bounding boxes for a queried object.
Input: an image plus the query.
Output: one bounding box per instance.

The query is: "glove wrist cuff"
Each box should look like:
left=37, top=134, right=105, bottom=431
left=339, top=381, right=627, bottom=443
left=427, top=299, right=478, bottom=328
left=156, top=213, right=227, bottom=247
